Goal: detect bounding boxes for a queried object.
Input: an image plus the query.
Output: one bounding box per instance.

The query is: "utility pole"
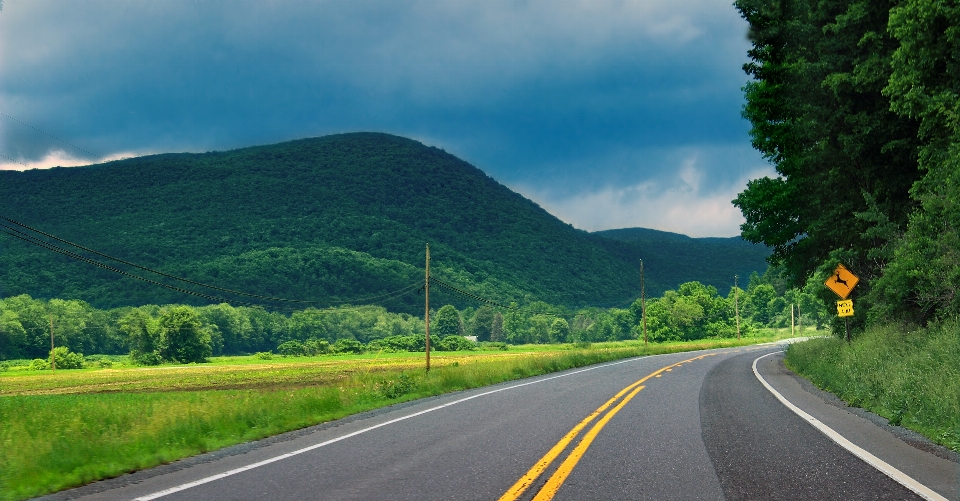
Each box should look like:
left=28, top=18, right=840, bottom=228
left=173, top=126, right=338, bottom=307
left=49, top=315, right=56, bottom=372
left=791, top=302, right=795, bottom=337
left=797, top=303, right=801, bottom=333
left=640, top=259, right=647, bottom=347
left=424, top=243, right=431, bottom=372
left=734, top=275, right=741, bottom=340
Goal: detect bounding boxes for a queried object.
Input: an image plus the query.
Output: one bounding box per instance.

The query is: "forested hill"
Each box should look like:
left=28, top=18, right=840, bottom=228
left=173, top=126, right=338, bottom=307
left=0, top=133, right=767, bottom=312
left=592, top=228, right=770, bottom=290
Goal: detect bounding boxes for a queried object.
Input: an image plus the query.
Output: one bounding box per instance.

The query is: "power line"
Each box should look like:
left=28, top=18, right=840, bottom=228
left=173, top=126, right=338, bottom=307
left=0, top=112, right=102, bottom=162
left=0, top=215, right=421, bottom=305
left=0, top=153, right=30, bottom=168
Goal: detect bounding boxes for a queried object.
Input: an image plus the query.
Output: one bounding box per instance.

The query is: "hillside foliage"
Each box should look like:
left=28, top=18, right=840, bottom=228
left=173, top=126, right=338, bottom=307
left=734, top=0, right=960, bottom=327
left=0, top=133, right=767, bottom=315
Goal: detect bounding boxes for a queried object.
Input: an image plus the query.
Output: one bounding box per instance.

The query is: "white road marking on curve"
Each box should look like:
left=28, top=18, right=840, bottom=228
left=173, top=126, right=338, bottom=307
left=752, top=351, right=947, bottom=501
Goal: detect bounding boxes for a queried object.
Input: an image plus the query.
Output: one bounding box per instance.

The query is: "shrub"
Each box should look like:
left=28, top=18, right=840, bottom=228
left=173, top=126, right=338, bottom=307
left=368, top=335, right=424, bottom=352
left=132, top=351, right=163, bottom=366
left=436, top=336, right=476, bottom=352
left=98, top=359, right=114, bottom=368
left=253, top=351, right=273, bottom=360
left=303, top=338, right=330, bottom=355
left=28, top=359, right=49, bottom=370
left=377, top=373, right=415, bottom=399
left=277, top=341, right=305, bottom=356
left=51, top=347, right=85, bottom=369
left=333, top=338, right=363, bottom=354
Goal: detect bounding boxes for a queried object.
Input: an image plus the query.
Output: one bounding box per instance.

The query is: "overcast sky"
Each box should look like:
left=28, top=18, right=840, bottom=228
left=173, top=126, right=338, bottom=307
left=0, top=0, right=774, bottom=237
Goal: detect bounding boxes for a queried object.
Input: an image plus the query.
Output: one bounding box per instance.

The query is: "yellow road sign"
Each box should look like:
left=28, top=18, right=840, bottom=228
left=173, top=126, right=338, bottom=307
left=825, top=264, right=859, bottom=299
left=837, top=299, right=854, bottom=317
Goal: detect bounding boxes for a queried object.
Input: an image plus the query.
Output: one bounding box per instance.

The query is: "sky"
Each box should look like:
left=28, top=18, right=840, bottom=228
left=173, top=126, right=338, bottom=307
left=0, top=0, right=775, bottom=237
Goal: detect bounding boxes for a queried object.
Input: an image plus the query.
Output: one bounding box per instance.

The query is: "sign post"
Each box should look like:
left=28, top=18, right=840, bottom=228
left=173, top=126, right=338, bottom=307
left=825, top=264, right=859, bottom=342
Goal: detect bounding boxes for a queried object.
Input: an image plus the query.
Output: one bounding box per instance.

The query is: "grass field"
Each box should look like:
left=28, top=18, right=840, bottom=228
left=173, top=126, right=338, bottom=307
left=785, top=320, right=960, bottom=453
left=1, top=333, right=795, bottom=501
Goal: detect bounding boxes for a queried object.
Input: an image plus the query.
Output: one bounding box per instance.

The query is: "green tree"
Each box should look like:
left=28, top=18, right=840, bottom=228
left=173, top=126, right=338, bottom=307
left=118, top=308, right=160, bottom=365
left=745, top=284, right=777, bottom=326
left=503, top=307, right=527, bottom=344
left=0, top=308, right=26, bottom=360
left=490, top=311, right=504, bottom=342
left=470, top=306, right=495, bottom=342
left=733, top=0, right=922, bottom=292
left=157, top=306, right=212, bottom=363
left=548, top=318, right=570, bottom=343
left=528, top=315, right=550, bottom=344
left=868, top=0, right=960, bottom=323
left=433, top=305, right=462, bottom=339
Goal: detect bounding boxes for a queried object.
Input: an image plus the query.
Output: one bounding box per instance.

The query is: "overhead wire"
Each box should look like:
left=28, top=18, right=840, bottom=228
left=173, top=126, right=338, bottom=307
left=0, top=215, right=422, bottom=305
left=0, top=112, right=102, bottom=162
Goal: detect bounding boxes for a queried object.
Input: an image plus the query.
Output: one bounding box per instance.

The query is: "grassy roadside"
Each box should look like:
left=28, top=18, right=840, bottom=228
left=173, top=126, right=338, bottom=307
left=1, top=334, right=790, bottom=501
left=785, top=320, right=960, bottom=453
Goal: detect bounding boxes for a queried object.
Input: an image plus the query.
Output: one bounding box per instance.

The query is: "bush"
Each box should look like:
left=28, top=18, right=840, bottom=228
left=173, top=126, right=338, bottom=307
left=303, top=338, right=330, bottom=355
left=132, top=351, right=163, bottom=366
left=368, top=335, right=424, bottom=353
left=98, top=359, right=114, bottom=368
left=253, top=351, right=273, bottom=360
left=377, top=373, right=415, bottom=399
left=333, top=338, right=364, bottom=354
left=277, top=341, right=305, bottom=356
left=28, top=359, right=49, bottom=370
left=50, top=347, right=85, bottom=369
left=436, top=336, right=476, bottom=352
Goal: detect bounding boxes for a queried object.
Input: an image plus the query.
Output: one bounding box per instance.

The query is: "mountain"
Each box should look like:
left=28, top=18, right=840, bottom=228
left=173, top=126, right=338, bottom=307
left=591, top=228, right=771, bottom=292
left=0, top=133, right=769, bottom=312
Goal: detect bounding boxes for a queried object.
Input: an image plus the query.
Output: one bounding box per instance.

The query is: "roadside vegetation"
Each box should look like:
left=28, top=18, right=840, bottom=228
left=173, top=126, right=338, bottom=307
left=786, top=320, right=960, bottom=452
left=0, top=333, right=792, bottom=501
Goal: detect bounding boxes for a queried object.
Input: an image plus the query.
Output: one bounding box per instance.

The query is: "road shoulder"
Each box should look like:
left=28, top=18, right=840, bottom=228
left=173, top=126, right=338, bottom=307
left=756, top=350, right=959, bottom=501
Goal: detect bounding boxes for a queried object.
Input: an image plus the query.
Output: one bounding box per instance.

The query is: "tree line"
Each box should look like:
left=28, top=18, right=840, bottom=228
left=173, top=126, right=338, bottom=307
left=733, top=0, right=960, bottom=328
left=0, top=267, right=824, bottom=365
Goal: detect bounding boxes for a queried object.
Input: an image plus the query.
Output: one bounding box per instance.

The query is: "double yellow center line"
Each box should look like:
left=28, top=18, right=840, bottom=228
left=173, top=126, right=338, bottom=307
left=498, top=353, right=717, bottom=501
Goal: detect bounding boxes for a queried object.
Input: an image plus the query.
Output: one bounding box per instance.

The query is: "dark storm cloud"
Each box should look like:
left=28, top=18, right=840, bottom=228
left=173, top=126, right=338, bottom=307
left=0, top=0, right=772, bottom=236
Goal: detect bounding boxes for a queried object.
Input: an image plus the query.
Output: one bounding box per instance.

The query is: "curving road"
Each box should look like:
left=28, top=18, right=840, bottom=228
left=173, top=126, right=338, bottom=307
left=45, top=344, right=957, bottom=501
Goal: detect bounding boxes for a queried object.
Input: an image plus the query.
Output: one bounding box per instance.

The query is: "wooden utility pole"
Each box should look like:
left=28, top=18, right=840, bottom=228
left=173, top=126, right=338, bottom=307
left=734, top=275, right=741, bottom=340
left=49, top=315, right=56, bottom=372
left=640, top=259, right=647, bottom=347
left=797, top=303, right=801, bottom=333
left=791, top=303, right=795, bottom=336
left=425, top=243, right=431, bottom=372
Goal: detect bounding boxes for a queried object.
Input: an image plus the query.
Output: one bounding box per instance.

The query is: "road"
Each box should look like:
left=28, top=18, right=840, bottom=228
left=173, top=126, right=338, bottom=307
left=45, top=344, right=957, bottom=501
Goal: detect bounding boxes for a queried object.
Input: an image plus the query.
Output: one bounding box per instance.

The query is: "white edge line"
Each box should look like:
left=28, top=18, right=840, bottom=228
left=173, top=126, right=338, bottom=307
left=752, top=352, right=948, bottom=501
left=132, top=349, right=700, bottom=500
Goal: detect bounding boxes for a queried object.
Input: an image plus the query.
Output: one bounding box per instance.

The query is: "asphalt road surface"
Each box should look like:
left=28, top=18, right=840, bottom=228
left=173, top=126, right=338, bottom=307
left=45, top=344, right=957, bottom=501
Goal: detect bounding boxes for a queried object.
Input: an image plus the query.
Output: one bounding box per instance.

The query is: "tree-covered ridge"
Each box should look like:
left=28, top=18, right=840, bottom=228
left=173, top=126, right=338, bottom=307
left=592, top=227, right=771, bottom=293
left=733, top=0, right=960, bottom=327
left=0, top=132, right=769, bottom=312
